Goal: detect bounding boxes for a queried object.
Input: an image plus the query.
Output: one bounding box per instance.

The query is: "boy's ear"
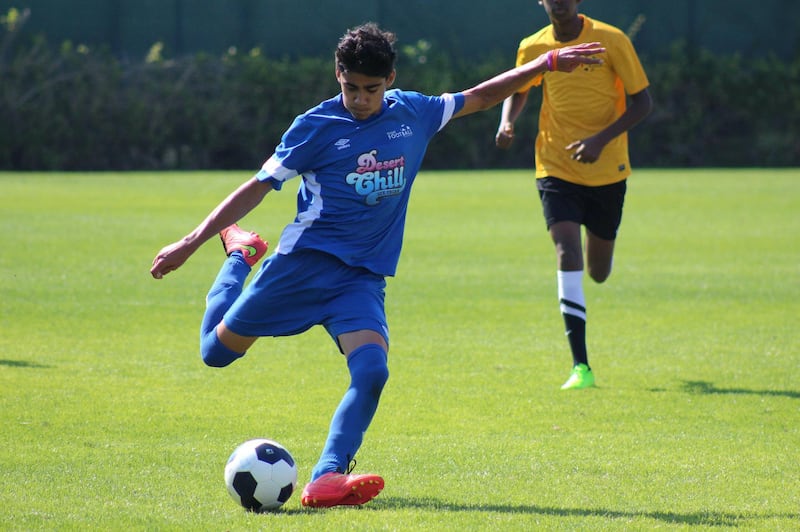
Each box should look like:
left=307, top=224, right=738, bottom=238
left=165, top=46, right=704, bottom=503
left=386, top=70, right=397, bottom=88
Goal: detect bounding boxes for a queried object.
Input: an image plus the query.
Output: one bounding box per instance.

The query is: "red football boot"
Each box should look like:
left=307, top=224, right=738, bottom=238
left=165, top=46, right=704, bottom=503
left=300, top=472, right=384, bottom=508
left=219, top=224, right=268, bottom=267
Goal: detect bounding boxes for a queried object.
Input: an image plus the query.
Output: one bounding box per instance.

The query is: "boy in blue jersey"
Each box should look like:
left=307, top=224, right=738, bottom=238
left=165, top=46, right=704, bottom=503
left=151, top=23, right=604, bottom=508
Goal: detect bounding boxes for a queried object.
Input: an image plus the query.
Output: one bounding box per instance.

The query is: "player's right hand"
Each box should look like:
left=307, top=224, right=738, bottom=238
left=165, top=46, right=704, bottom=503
left=552, top=42, right=605, bottom=72
left=150, top=240, right=193, bottom=279
left=496, top=122, right=515, bottom=149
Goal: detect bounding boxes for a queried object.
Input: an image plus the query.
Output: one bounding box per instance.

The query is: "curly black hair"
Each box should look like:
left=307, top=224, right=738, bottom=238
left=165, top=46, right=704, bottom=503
left=335, top=22, right=397, bottom=78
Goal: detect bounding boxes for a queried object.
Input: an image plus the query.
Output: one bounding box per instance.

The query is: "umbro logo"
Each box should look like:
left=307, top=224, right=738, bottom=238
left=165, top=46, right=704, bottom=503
left=335, top=138, right=351, bottom=150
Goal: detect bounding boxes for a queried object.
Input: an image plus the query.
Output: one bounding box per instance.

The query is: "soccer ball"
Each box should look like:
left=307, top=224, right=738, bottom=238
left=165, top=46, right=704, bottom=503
left=224, top=438, right=298, bottom=512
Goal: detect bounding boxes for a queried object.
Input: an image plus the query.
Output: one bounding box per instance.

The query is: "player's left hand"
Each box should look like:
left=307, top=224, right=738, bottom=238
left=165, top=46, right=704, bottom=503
left=566, top=136, right=604, bottom=164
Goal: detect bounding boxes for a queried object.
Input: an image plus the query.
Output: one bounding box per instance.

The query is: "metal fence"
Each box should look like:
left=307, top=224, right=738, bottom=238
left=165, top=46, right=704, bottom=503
left=2, top=0, right=798, bottom=61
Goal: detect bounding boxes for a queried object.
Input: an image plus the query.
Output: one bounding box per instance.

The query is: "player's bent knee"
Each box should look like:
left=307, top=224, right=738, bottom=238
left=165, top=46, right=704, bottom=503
left=365, top=362, right=390, bottom=391
left=588, top=265, right=612, bottom=284
left=200, top=330, right=244, bottom=368
left=347, top=343, right=389, bottom=396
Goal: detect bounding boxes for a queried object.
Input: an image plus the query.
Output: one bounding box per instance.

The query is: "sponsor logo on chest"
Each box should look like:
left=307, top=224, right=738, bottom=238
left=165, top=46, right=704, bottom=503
left=346, top=150, right=406, bottom=206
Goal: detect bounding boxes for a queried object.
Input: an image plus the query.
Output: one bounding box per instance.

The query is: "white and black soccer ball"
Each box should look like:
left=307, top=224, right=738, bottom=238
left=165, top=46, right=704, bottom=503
left=224, top=438, right=298, bottom=512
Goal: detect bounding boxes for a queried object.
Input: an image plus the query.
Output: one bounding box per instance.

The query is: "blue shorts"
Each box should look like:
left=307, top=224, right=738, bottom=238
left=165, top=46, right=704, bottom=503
left=222, top=249, right=388, bottom=350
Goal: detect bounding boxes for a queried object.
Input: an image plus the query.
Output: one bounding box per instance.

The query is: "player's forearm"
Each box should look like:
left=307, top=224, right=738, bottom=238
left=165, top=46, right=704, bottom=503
left=593, top=89, right=653, bottom=146
left=184, top=178, right=272, bottom=248
left=499, top=92, right=529, bottom=127
left=462, top=56, right=549, bottom=115
left=457, top=42, right=605, bottom=118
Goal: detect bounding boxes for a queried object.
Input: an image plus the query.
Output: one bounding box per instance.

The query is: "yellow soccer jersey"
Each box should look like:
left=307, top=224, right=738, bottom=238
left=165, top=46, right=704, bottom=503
left=516, top=15, right=649, bottom=186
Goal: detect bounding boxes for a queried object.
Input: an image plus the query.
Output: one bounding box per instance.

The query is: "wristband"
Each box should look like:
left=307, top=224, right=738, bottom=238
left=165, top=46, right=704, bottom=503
left=548, top=49, right=559, bottom=72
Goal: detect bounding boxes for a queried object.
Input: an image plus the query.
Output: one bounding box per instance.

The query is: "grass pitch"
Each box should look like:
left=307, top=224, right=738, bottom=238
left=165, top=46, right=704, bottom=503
left=0, top=168, right=798, bottom=530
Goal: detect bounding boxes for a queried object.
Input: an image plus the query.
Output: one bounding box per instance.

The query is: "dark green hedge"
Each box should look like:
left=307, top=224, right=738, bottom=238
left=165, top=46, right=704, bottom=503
left=2, top=11, right=798, bottom=170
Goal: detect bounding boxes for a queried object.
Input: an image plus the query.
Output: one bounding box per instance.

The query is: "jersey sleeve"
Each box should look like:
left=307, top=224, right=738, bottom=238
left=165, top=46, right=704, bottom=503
left=390, top=90, right=464, bottom=137
left=608, top=32, right=649, bottom=95
left=514, top=30, right=549, bottom=92
left=255, top=114, right=320, bottom=191
left=439, top=92, right=464, bottom=130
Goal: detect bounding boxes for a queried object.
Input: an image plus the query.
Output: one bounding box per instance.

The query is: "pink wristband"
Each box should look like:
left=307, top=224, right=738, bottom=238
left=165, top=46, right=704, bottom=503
left=546, top=50, right=553, bottom=71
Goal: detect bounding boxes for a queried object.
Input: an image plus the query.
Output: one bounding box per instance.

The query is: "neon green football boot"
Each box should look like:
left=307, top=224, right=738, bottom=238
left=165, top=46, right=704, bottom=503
left=560, top=363, right=595, bottom=390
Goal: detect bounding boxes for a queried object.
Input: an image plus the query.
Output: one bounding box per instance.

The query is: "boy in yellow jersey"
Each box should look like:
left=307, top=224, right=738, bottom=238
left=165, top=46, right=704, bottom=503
left=496, top=0, right=652, bottom=390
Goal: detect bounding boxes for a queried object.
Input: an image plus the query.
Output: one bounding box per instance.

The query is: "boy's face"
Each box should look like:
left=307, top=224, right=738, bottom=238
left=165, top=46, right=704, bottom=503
left=539, top=0, right=582, bottom=23
left=336, top=69, right=396, bottom=121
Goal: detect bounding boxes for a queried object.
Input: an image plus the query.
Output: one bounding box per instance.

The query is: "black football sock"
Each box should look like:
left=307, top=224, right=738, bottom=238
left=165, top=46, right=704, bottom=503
left=558, top=270, right=589, bottom=369
left=562, top=311, right=588, bottom=368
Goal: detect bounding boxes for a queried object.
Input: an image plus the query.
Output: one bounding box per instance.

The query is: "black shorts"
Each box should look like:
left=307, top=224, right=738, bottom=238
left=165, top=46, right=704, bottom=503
left=536, top=176, right=627, bottom=241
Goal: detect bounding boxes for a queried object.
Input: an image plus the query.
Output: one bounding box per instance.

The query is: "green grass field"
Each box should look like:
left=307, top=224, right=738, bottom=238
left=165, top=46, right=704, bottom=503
left=1, top=169, right=798, bottom=530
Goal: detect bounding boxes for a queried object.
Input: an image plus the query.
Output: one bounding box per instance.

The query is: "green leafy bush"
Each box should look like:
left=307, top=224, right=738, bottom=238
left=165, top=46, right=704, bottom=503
left=1, top=9, right=798, bottom=170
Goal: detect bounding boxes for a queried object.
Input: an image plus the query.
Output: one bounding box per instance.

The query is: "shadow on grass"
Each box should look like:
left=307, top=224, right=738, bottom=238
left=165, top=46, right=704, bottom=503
left=0, top=359, right=51, bottom=369
left=376, top=497, right=797, bottom=526
left=680, top=380, right=800, bottom=399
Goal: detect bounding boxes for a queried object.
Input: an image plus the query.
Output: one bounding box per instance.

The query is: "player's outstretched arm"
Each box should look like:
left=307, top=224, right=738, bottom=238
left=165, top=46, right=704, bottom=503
left=455, top=42, right=605, bottom=119
left=150, top=177, right=272, bottom=279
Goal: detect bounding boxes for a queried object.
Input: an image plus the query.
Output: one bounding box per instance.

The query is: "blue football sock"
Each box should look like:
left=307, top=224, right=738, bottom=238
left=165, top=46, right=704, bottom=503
left=199, top=252, right=250, bottom=367
left=311, top=343, right=389, bottom=481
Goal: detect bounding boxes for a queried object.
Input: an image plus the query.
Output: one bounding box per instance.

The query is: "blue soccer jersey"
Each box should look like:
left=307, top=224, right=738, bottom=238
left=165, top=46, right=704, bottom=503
left=256, top=89, right=464, bottom=276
